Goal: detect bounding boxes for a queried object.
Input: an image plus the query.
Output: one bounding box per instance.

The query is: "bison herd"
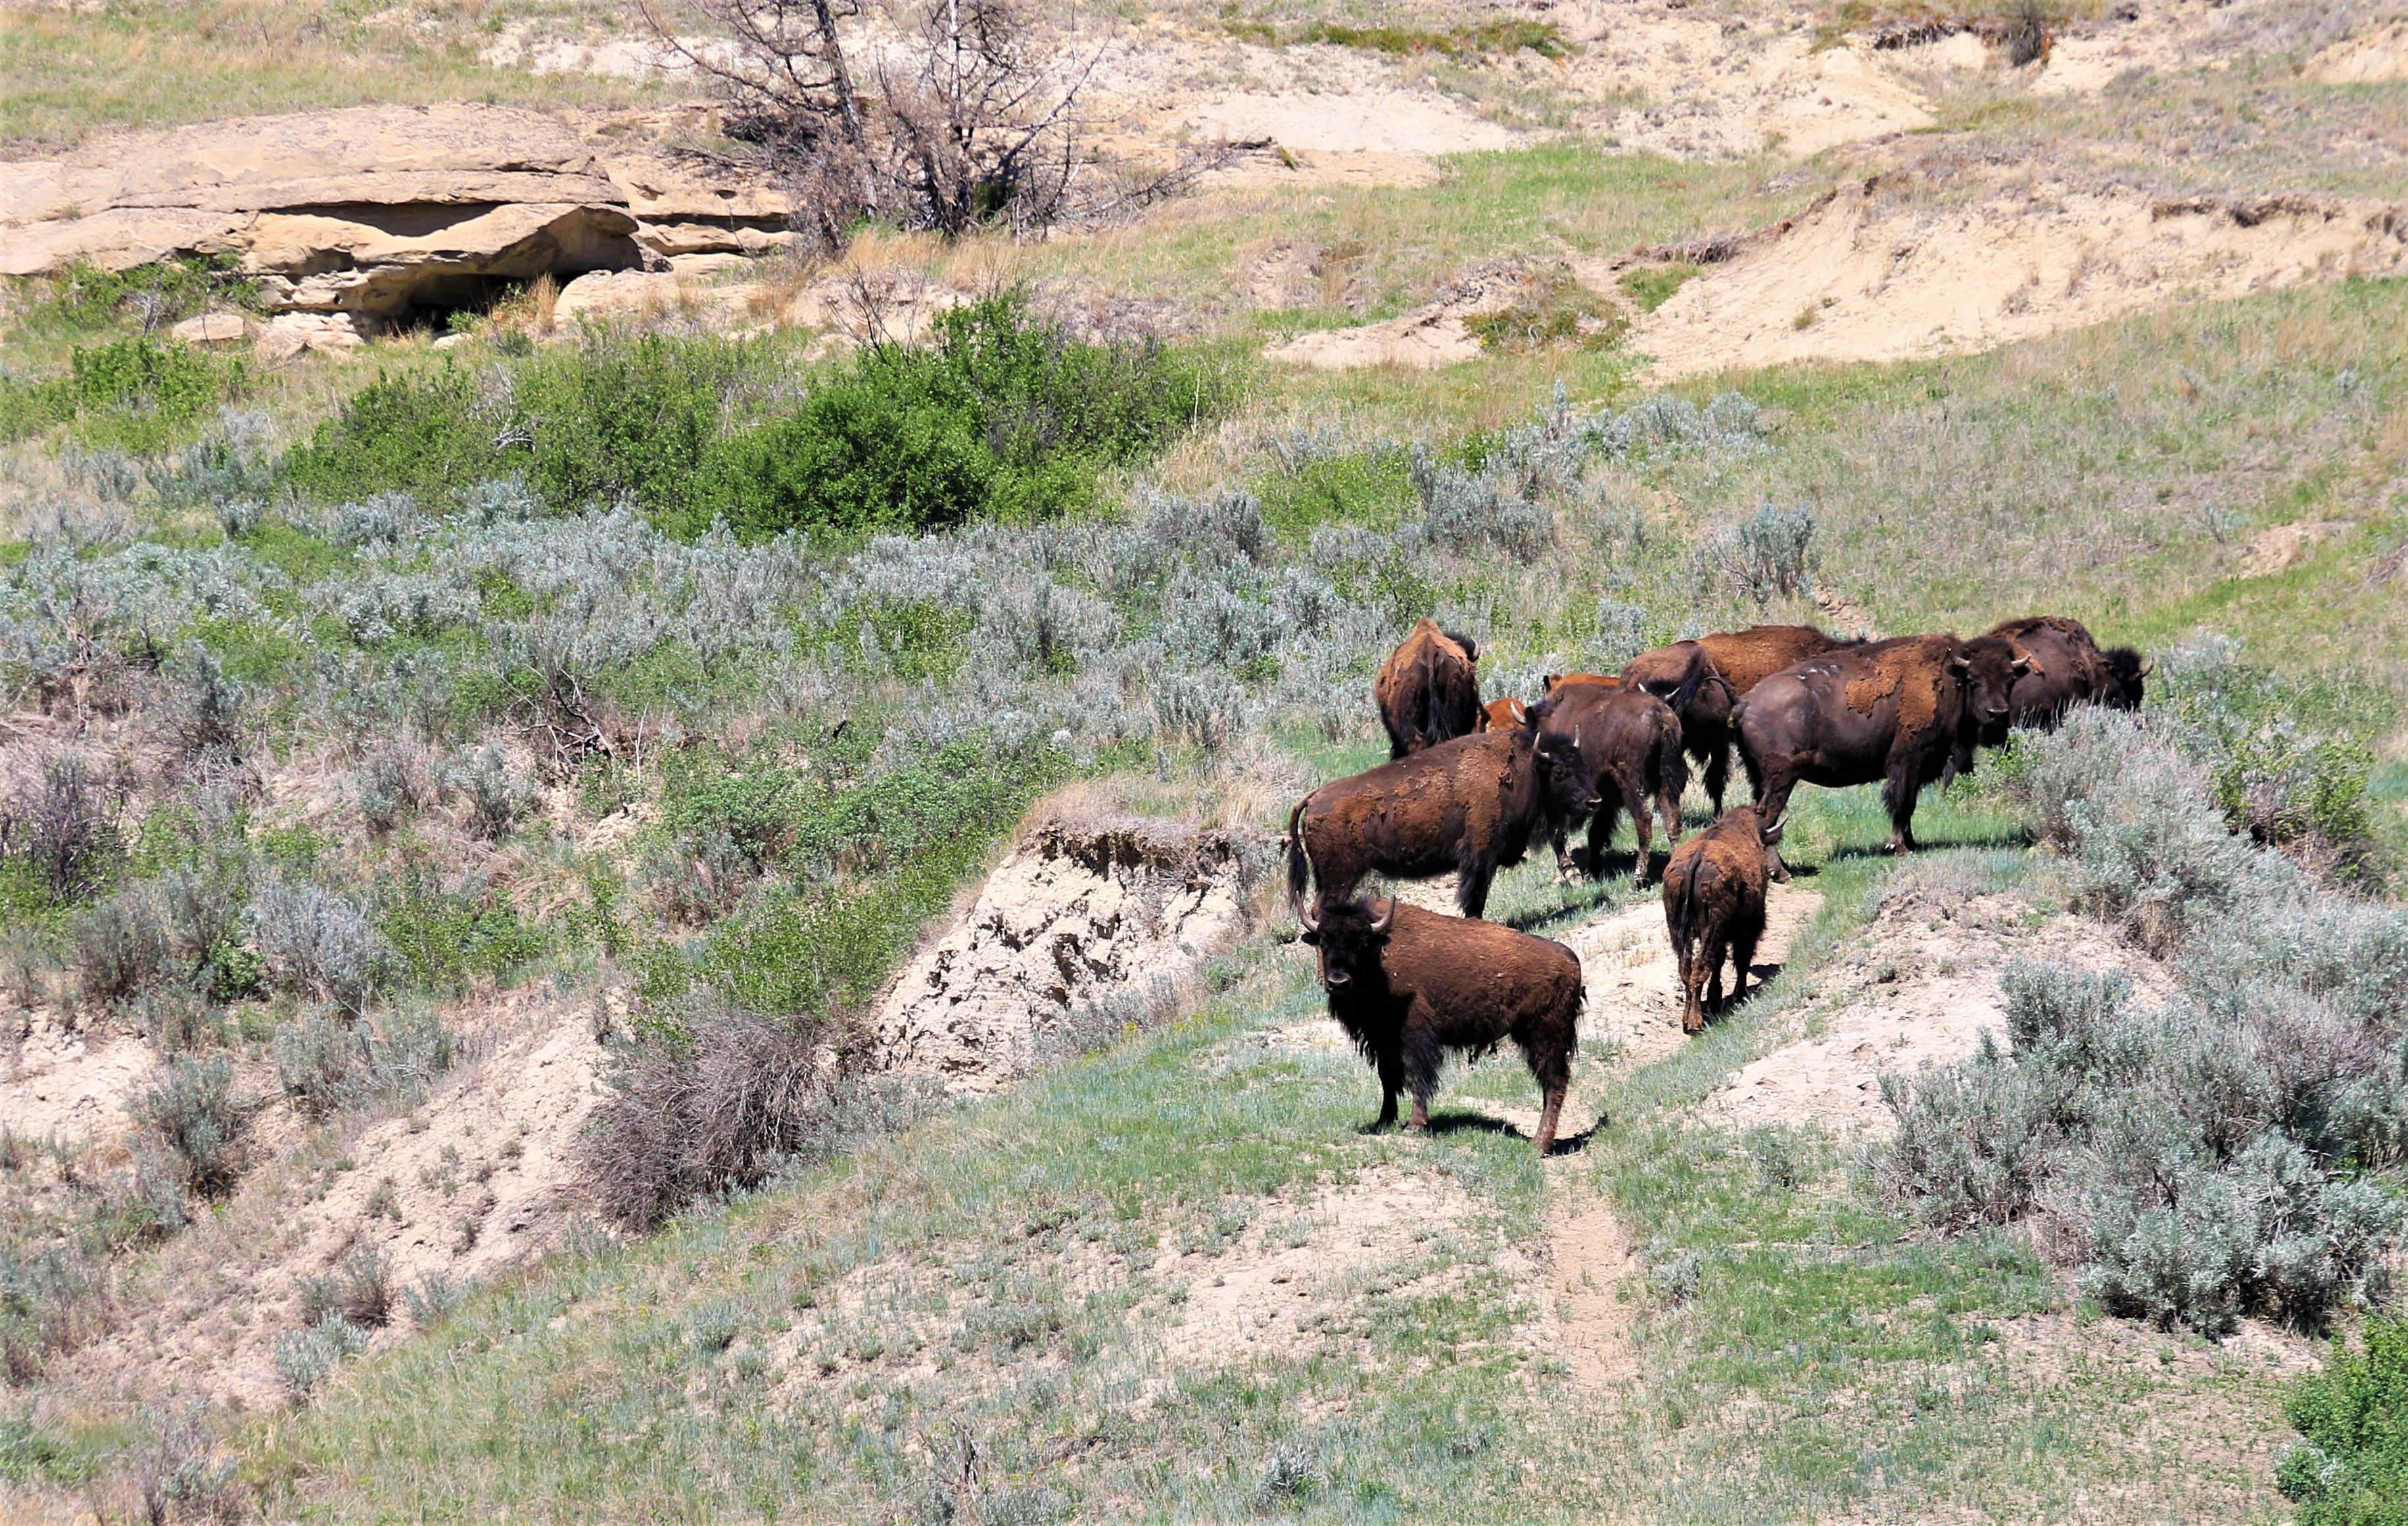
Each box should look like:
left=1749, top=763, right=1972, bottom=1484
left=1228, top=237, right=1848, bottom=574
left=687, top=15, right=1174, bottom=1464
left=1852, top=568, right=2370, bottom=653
left=1287, top=613, right=2146, bottom=1152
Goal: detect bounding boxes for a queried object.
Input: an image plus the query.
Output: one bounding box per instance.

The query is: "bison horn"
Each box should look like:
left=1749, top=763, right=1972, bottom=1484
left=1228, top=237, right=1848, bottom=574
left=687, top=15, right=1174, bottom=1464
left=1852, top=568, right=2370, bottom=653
left=1368, top=897, right=1397, bottom=934
left=1294, top=892, right=1320, bottom=934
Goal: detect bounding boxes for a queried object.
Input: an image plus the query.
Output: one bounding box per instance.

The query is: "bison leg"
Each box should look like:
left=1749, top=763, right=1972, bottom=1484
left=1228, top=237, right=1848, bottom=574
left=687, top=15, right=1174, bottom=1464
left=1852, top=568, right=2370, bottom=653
left=1374, top=1049, right=1405, bottom=1131
left=1881, top=754, right=1924, bottom=855
left=1456, top=858, right=1496, bottom=920
left=1705, top=934, right=1730, bottom=1016
left=1620, top=786, right=1657, bottom=888
left=1680, top=951, right=1708, bottom=1034
left=1730, top=922, right=1760, bottom=1009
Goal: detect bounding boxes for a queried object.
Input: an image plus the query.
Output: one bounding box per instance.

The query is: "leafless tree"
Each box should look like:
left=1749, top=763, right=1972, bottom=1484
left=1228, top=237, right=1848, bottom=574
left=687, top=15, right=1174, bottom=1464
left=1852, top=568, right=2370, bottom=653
left=640, top=0, right=1220, bottom=249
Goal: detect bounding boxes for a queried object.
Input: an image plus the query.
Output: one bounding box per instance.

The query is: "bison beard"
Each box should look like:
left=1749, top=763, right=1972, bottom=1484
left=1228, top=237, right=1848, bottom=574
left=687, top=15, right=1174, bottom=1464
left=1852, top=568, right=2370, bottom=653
left=1296, top=896, right=1584, bottom=1155
left=1375, top=618, right=1483, bottom=759
left=1661, top=808, right=1774, bottom=1034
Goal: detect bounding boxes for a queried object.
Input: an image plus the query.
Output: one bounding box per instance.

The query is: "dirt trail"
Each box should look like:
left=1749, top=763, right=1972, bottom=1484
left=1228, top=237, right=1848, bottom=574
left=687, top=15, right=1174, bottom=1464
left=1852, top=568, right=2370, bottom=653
left=1379, top=876, right=1821, bottom=1398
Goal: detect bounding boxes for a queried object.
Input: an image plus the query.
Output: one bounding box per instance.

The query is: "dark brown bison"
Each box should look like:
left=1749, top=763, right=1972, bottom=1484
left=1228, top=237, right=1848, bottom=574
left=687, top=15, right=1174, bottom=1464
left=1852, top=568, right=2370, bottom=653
left=1622, top=640, right=1741, bottom=813
left=1734, top=634, right=2027, bottom=869
left=1296, top=895, right=1583, bottom=1154
left=1287, top=727, right=1547, bottom=921
left=1985, top=615, right=2148, bottom=738
left=1528, top=680, right=1686, bottom=886
left=1662, top=807, right=1777, bottom=1033
left=1375, top=618, right=1482, bottom=759
left=1698, top=624, right=1858, bottom=697
left=1477, top=695, right=1530, bottom=732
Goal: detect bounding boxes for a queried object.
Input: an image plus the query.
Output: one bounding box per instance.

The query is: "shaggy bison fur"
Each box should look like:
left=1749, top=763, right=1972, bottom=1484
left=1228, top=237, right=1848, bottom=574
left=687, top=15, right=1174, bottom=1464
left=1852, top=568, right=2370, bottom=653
left=1528, top=680, right=1686, bottom=886
left=1661, top=808, right=1777, bottom=1033
left=1622, top=639, right=1741, bottom=813
left=1375, top=618, right=1482, bottom=759
left=1287, top=727, right=1546, bottom=921
left=1735, top=634, right=2026, bottom=869
left=1297, top=896, right=1584, bottom=1154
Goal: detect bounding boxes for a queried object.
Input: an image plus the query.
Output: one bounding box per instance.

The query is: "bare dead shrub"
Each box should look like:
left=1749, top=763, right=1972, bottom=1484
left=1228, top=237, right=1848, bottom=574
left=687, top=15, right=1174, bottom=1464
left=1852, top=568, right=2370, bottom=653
left=0, top=751, right=124, bottom=903
left=643, top=0, right=1216, bottom=248
left=577, top=996, right=878, bottom=1231
left=132, top=1404, right=247, bottom=1525
left=298, top=1245, right=394, bottom=1331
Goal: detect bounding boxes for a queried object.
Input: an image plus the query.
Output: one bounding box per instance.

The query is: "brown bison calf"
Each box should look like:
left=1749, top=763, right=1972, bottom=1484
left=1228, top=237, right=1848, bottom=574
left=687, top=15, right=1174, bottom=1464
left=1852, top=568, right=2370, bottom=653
left=1528, top=680, right=1686, bottom=886
left=1298, top=896, right=1584, bottom=1153
left=1375, top=617, right=1482, bottom=759
left=1477, top=695, right=1530, bottom=732
left=1661, top=809, right=1776, bottom=1033
left=1622, top=639, right=1741, bottom=813
left=1287, top=727, right=1547, bottom=921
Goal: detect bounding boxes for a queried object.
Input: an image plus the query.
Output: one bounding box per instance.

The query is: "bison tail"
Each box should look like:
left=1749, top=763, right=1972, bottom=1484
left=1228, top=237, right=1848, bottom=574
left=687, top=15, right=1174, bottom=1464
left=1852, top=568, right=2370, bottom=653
left=1286, top=798, right=1312, bottom=915
left=1657, top=716, right=1689, bottom=803
left=1666, top=847, right=1705, bottom=957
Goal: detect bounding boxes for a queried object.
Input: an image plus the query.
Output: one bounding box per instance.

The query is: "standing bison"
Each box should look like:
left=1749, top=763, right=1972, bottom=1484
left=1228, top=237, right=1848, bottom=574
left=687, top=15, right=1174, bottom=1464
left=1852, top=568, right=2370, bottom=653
left=1375, top=618, right=1483, bottom=759
left=1622, top=639, right=1741, bottom=813
left=1735, top=634, right=2026, bottom=867
left=1296, top=895, right=1583, bottom=1154
left=1528, top=680, right=1686, bottom=886
left=1661, top=808, right=1776, bottom=1033
left=1985, top=615, right=2147, bottom=737
left=1286, top=727, right=1547, bottom=921
left=1699, top=624, right=1858, bottom=697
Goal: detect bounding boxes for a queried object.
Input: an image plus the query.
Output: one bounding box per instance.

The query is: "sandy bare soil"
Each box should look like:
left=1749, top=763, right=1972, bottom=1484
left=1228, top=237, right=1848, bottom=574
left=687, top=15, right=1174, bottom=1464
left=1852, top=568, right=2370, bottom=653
left=1705, top=882, right=2171, bottom=1136
left=37, top=993, right=605, bottom=1413
left=1630, top=177, right=2408, bottom=381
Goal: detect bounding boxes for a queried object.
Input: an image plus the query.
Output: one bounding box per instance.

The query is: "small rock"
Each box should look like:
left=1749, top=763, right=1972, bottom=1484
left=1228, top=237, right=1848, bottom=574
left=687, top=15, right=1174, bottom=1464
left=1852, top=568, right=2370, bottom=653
left=170, top=312, right=250, bottom=345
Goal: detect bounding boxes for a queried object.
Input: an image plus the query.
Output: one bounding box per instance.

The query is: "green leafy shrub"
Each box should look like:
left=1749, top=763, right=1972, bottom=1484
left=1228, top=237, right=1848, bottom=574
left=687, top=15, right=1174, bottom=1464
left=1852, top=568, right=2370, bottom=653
left=14, top=256, right=261, bottom=337
left=2280, top=1318, right=2408, bottom=1526
left=0, top=337, right=247, bottom=451
left=694, top=295, right=1221, bottom=540
left=279, top=297, right=1222, bottom=540
left=373, top=865, right=542, bottom=996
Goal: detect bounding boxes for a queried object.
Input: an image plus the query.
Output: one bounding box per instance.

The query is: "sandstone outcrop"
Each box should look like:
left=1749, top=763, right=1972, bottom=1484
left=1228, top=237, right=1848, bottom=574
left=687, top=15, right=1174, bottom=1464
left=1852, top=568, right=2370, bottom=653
left=0, top=105, right=793, bottom=322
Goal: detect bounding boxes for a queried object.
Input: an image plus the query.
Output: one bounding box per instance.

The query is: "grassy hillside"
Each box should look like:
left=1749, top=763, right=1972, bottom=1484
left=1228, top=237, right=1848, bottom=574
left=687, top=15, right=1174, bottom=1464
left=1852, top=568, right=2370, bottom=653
left=4, top=8, right=2407, bottom=1518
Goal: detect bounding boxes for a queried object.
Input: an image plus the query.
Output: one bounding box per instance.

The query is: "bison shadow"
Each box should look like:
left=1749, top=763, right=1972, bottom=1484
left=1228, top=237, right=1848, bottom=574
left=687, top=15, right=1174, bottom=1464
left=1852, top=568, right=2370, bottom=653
left=1386, top=1109, right=1599, bottom=1156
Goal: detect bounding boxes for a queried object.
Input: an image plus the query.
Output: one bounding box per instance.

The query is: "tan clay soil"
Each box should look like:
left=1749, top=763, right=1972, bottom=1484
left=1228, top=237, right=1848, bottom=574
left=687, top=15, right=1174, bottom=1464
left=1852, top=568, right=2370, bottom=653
left=42, top=994, right=605, bottom=1412
left=1, top=1014, right=153, bottom=1145
left=1632, top=177, right=2408, bottom=381
left=873, top=815, right=1254, bottom=1094
left=1705, top=885, right=2171, bottom=1136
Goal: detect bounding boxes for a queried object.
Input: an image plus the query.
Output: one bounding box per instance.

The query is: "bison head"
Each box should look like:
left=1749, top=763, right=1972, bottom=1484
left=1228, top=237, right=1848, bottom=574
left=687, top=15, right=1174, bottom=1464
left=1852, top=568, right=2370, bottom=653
left=1952, top=637, right=2030, bottom=741
left=1296, top=896, right=1396, bottom=990
left=2101, top=647, right=2148, bottom=711
left=1526, top=705, right=1603, bottom=820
